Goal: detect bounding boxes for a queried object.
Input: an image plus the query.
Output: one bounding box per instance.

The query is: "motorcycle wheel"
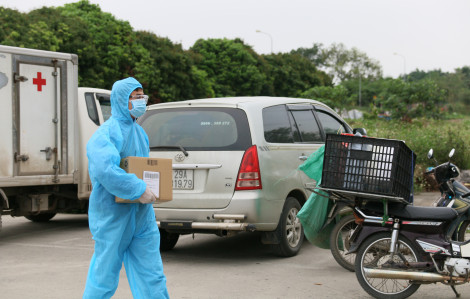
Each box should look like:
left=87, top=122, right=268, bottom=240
left=329, top=214, right=357, bottom=271
left=355, top=232, right=421, bottom=299
left=457, top=220, right=470, bottom=242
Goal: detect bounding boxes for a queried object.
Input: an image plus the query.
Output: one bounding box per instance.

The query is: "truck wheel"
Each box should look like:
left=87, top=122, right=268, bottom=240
left=271, top=197, right=304, bottom=257
left=0, top=197, right=3, bottom=232
left=24, top=212, right=56, bottom=222
left=159, top=228, right=179, bottom=251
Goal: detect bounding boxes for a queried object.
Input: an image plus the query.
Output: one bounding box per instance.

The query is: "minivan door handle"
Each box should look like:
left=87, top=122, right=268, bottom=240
left=299, top=156, right=308, bottom=161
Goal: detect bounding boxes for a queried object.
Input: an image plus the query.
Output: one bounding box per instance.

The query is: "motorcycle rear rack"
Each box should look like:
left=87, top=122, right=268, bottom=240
left=316, top=186, right=409, bottom=205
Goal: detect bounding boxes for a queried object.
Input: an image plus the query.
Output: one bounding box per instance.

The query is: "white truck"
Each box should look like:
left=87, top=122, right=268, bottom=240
left=0, top=45, right=111, bottom=229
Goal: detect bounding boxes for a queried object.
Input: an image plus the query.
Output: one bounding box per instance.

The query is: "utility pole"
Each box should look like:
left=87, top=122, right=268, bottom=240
left=393, top=52, right=407, bottom=81
left=256, top=30, right=273, bottom=53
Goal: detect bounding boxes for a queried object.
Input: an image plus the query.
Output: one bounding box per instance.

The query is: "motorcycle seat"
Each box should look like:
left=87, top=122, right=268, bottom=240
left=364, top=202, right=458, bottom=221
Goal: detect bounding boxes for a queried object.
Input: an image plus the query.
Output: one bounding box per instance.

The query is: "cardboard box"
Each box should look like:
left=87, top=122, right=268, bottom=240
left=115, top=157, right=173, bottom=203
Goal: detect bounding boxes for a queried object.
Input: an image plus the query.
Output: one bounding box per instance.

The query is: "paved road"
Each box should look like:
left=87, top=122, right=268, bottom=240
left=1, top=192, right=470, bottom=298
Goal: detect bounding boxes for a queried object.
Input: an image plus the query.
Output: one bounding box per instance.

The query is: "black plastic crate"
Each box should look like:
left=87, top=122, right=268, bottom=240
left=321, top=134, right=416, bottom=203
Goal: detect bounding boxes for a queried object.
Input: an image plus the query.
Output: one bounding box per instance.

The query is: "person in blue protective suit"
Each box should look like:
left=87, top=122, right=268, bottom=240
left=83, top=77, right=169, bottom=299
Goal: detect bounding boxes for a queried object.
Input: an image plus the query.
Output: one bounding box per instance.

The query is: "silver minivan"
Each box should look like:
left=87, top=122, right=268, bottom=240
left=140, top=97, right=355, bottom=256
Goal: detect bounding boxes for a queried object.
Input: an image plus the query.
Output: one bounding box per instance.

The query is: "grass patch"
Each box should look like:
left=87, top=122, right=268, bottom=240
left=347, top=117, right=470, bottom=192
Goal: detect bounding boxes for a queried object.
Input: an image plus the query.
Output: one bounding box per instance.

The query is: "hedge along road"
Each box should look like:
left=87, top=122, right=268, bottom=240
left=0, top=192, right=466, bottom=299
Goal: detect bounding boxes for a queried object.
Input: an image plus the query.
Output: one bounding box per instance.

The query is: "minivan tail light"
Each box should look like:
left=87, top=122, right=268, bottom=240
left=235, top=145, right=262, bottom=190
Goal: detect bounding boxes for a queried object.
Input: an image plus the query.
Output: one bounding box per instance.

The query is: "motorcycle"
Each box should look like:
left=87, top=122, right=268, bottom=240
left=348, top=149, right=470, bottom=298
left=328, top=148, right=470, bottom=274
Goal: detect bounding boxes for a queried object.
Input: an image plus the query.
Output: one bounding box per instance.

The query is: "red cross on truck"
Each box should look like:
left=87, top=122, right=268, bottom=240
left=32, top=72, right=46, bottom=91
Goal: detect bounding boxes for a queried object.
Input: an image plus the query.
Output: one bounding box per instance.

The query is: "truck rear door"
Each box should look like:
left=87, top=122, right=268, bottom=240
left=15, top=58, right=65, bottom=176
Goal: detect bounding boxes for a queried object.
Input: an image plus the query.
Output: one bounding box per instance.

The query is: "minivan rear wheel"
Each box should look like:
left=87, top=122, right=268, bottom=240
left=271, top=197, right=304, bottom=257
left=159, top=228, right=179, bottom=252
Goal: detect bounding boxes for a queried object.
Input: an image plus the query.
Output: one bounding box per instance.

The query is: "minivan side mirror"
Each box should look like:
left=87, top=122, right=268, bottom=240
left=353, top=128, right=367, bottom=136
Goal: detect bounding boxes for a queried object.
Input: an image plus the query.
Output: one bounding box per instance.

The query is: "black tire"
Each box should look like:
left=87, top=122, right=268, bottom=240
left=457, top=220, right=470, bottom=242
left=0, top=199, right=3, bottom=232
left=329, top=214, right=357, bottom=271
left=159, top=228, right=179, bottom=252
left=24, top=212, right=56, bottom=222
left=355, top=232, right=421, bottom=299
left=271, top=197, right=304, bottom=257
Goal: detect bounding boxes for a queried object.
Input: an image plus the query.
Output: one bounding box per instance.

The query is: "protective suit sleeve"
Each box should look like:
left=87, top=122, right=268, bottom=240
left=87, top=126, right=146, bottom=201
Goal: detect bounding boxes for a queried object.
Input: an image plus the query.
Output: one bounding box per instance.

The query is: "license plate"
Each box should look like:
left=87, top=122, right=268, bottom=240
left=172, top=169, right=194, bottom=190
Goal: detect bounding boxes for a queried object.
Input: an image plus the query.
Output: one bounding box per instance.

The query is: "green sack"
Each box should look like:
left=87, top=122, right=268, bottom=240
left=297, top=191, right=334, bottom=249
left=298, top=145, right=325, bottom=182
left=297, top=145, right=334, bottom=249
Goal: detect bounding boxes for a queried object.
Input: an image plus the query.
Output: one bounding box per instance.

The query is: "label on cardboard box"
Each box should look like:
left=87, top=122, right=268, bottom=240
left=143, top=171, right=160, bottom=198
left=115, top=156, right=173, bottom=203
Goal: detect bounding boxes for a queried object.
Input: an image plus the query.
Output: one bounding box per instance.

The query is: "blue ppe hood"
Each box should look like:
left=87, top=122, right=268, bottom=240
left=111, top=77, right=142, bottom=121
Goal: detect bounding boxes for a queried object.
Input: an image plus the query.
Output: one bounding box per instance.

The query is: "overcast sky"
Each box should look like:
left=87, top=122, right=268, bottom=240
left=1, top=0, right=469, bottom=78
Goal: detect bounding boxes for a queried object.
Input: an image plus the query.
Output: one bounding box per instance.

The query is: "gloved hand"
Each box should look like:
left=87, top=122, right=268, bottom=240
left=137, top=187, right=157, bottom=204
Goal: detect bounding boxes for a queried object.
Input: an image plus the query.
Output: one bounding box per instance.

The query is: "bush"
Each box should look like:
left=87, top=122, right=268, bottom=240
left=347, top=117, right=470, bottom=192
left=348, top=118, right=470, bottom=168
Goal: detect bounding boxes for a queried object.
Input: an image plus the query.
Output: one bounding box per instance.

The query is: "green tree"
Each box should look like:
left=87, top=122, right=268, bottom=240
left=408, top=67, right=470, bottom=113
left=0, top=5, right=101, bottom=85
left=294, top=43, right=383, bottom=83
left=135, top=31, right=214, bottom=102
left=59, top=0, right=139, bottom=88
left=263, top=52, right=331, bottom=97
left=4, top=0, right=467, bottom=111
left=190, top=38, right=268, bottom=97
left=0, top=7, right=29, bottom=46
left=301, top=85, right=351, bottom=109
left=373, top=78, right=446, bottom=120
left=341, top=77, right=387, bottom=107
left=290, top=43, right=325, bottom=66
left=1, top=2, right=214, bottom=102
left=324, top=43, right=382, bottom=82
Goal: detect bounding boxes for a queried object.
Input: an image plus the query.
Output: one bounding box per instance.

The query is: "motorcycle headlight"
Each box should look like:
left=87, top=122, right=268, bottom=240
left=451, top=165, right=460, bottom=178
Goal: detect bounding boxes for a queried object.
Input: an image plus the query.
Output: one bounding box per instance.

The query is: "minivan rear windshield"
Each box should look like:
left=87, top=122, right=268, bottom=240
left=139, top=107, right=252, bottom=151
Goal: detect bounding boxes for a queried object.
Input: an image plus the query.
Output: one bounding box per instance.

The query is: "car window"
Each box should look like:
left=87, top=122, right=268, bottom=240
left=96, top=93, right=111, bottom=122
left=139, top=107, right=252, bottom=151
left=316, top=110, right=347, bottom=135
left=84, top=92, right=99, bottom=125
left=288, top=113, right=301, bottom=142
left=84, top=92, right=111, bottom=125
left=290, top=110, right=322, bottom=142
left=263, top=105, right=294, bottom=143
